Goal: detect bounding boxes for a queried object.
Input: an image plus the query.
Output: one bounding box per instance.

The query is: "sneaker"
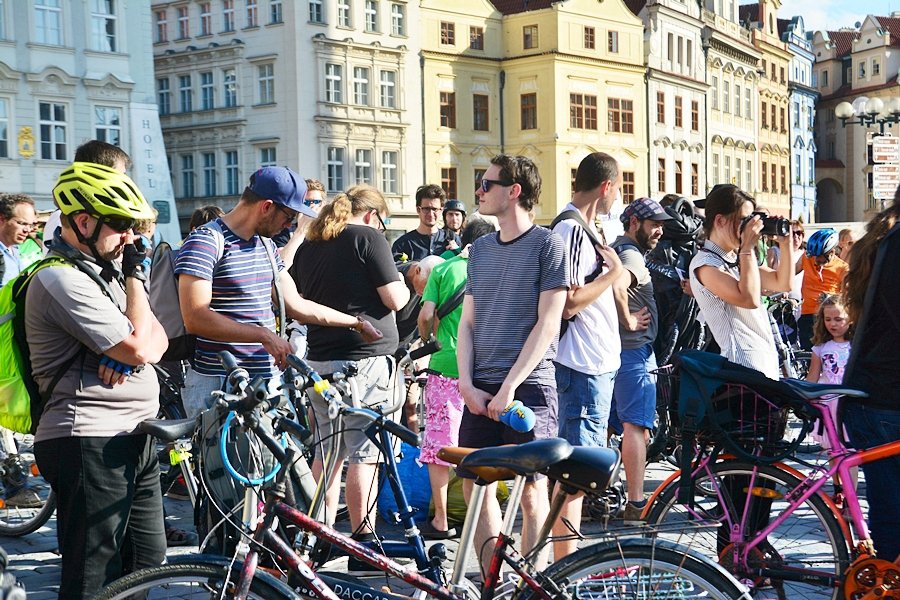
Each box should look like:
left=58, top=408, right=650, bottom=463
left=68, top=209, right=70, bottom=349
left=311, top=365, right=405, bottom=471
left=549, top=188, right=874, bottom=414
left=622, top=502, right=646, bottom=525
left=5, top=488, right=44, bottom=509
left=165, top=475, right=190, bottom=501
left=346, top=555, right=383, bottom=576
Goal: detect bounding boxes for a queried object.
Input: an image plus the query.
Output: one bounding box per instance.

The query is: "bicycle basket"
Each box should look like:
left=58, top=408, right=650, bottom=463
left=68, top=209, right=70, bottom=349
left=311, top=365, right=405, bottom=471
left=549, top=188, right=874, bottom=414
left=673, top=351, right=804, bottom=463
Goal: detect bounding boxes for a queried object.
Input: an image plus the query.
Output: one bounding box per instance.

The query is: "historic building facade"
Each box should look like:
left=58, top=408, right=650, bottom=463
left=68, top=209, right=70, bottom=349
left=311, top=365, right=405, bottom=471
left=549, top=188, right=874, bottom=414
left=152, top=0, right=422, bottom=232
left=0, top=1, right=180, bottom=241
left=813, top=15, right=900, bottom=222
left=628, top=0, right=707, bottom=200
left=702, top=0, right=761, bottom=199
left=780, top=16, right=817, bottom=222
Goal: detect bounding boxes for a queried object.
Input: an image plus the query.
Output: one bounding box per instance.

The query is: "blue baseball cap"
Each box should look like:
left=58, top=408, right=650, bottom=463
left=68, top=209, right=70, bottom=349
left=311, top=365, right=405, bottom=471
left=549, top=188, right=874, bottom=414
left=248, top=166, right=316, bottom=218
left=620, top=197, right=672, bottom=224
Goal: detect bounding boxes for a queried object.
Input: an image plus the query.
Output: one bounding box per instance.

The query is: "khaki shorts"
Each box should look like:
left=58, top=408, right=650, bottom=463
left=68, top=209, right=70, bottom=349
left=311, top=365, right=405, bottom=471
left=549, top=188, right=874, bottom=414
left=306, top=355, right=396, bottom=464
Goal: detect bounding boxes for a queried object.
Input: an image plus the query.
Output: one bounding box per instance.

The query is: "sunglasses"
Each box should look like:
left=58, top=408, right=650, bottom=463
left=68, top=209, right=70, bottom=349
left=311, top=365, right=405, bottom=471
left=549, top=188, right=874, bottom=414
left=417, top=206, right=440, bottom=212
left=273, top=202, right=298, bottom=220
left=792, top=231, right=804, bottom=238
left=479, top=178, right=514, bottom=193
left=303, top=198, right=323, bottom=207
left=103, top=216, right=137, bottom=233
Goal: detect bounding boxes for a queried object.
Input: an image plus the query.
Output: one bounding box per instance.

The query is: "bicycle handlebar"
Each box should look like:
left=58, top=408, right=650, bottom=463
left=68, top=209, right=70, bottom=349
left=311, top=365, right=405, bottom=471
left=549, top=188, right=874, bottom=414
left=399, top=338, right=442, bottom=364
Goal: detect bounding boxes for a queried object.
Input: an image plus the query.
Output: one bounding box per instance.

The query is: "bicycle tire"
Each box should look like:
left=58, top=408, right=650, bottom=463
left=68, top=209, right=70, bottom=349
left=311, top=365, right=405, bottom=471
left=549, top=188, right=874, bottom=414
left=644, top=460, right=850, bottom=600
left=519, top=537, right=748, bottom=599
left=93, top=557, right=295, bottom=599
left=0, top=459, right=57, bottom=537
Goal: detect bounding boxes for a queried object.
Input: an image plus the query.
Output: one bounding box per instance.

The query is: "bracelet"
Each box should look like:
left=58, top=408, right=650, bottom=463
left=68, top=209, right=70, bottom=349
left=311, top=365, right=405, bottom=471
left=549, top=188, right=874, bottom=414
left=349, top=316, right=365, bottom=332
left=738, top=251, right=754, bottom=256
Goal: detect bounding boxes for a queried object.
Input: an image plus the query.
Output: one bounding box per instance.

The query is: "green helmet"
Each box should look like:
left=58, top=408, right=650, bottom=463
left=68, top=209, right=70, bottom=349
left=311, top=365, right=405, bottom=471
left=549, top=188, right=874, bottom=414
left=53, top=162, right=155, bottom=220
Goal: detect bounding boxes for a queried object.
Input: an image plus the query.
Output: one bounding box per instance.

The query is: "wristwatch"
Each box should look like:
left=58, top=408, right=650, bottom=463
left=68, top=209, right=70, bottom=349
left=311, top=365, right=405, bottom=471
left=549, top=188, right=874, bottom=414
left=350, top=316, right=365, bottom=332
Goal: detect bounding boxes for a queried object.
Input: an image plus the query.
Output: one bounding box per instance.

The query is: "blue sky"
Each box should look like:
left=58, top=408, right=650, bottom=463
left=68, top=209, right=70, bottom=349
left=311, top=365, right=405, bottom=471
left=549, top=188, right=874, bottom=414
left=783, top=0, right=898, bottom=33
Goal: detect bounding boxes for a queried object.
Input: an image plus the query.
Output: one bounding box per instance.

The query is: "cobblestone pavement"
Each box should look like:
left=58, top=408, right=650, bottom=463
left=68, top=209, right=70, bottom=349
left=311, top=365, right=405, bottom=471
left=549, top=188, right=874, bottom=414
left=3, top=430, right=865, bottom=599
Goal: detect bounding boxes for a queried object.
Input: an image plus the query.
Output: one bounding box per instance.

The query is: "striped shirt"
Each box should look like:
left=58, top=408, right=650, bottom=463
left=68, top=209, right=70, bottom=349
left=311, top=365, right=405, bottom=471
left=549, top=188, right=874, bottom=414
left=174, top=219, right=281, bottom=377
left=466, top=225, right=568, bottom=386
left=689, top=240, right=779, bottom=379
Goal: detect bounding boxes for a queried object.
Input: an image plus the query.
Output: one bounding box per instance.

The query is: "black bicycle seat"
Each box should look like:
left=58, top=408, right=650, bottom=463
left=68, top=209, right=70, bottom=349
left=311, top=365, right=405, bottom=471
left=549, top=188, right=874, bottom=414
left=545, top=446, right=621, bottom=496
left=138, top=417, right=197, bottom=442
left=779, top=379, right=869, bottom=400
left=460, top=438, right=573, bottom=476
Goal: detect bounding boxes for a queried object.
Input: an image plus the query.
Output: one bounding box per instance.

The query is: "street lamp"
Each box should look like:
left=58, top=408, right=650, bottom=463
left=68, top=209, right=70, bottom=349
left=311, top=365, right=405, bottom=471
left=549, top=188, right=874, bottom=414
left=835, top=97, right=900, bottom=134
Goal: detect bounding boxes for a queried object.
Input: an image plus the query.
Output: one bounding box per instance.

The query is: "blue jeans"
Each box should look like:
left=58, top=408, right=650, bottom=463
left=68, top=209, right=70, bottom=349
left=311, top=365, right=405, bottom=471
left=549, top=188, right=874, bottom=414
left=843, top=403, right=900, bottom=561
left=555, top=363, right=615, bottom=448
left=610, top=344, right=658, bottom=433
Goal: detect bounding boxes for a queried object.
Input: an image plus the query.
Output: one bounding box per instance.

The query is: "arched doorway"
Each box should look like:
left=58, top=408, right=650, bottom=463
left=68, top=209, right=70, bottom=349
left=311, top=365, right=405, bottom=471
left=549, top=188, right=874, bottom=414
left=815, top=178, right=843, bottom=222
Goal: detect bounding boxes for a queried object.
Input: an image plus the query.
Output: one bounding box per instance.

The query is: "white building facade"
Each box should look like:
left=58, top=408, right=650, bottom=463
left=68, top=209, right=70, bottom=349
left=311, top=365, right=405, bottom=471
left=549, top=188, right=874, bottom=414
left=780, top=16, right=817, bottom=222
left=152, top=0, right=422, bottom=233
left=0, top=1, right=180, bottom=241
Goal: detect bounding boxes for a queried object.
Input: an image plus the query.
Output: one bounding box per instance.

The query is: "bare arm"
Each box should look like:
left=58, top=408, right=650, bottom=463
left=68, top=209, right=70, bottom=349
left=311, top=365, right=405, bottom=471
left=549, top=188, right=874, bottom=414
left=104, top=276, right=168, bottom=366
left=418, top=300, right=437, bottom=341
left=562, top=245, right=623, bottom=319
left=806, top=352, right=822, bottom=383
left=485, top=287, right=567, bottom=420
left=278, top=215, right=314, bottom=271
left=376, top=278, right=411, bottom=312
left=759, top=236, right=794, bottom=293
left=456, top=295, right=493, bottom=416
left=612, top=269, right=650, bottom=332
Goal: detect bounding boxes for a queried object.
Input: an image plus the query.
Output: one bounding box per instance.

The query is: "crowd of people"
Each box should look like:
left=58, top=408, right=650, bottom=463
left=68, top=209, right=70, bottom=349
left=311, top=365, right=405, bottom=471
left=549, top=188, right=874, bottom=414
left=1, top=138, right=898, bottom=598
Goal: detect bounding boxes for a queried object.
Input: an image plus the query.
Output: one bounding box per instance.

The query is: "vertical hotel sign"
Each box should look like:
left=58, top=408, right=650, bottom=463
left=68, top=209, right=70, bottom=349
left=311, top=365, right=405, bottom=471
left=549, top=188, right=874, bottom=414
left=129, top=103, right=181, bottom=243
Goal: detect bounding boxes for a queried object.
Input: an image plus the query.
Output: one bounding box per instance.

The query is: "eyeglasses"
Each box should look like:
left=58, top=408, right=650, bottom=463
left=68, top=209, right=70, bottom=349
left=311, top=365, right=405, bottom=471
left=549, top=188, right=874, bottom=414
left=102, top=216, right=137, bottom=233
left=417, top=206, right=440, bottom=213
left=479, top=178, right=514, bottom=193
left=11, top=219, right=37, bottom=229
left=792, top=231, right=804, bottom=238
left=273, top=202, right=298, bottom=220
left=374, top=211, right=390, bottom=233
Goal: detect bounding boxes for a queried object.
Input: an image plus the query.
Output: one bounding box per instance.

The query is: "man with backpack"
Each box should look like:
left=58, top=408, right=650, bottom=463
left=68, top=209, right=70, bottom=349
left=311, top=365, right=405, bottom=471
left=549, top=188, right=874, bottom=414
left=175, top=166, right=382, bottom=417
left=610, top=197, right=672, bottom=524
left=27, top=163, right=168, bottom=598
left=548, top=152, right=624, bottom=559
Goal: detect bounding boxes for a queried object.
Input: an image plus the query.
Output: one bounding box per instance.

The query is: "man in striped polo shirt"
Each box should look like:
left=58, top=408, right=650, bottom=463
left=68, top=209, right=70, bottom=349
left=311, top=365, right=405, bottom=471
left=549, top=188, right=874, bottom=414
left=176, top=166, right=381, bottom=417
left=457, top=154, right=568, bottom=572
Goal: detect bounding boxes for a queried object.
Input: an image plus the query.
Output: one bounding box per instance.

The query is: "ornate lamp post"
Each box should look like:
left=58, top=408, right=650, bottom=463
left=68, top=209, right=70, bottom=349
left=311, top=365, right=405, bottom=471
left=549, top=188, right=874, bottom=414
left=835, top=97, right=900, bottom=134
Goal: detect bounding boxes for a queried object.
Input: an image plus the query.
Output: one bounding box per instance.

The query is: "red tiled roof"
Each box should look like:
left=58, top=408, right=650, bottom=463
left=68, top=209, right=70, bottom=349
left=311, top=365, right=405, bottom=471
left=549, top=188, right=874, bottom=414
left=816, top=159, right=845, bottom=169
left=624, top=0, right=647, bottom=16
left=490, top=0, right=555, bottom=15
left=825, top=30, right=858, bottom=57
left=875, top=16, right=900, bottom=45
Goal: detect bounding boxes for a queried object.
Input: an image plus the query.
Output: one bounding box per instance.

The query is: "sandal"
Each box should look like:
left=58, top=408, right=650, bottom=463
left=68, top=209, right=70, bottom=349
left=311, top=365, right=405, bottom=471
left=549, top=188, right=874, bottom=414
left=165, top=526, right=199, bottom=547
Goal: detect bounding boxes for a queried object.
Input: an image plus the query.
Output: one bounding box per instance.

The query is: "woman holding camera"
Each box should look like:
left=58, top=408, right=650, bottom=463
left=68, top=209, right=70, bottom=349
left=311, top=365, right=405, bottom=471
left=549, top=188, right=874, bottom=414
left=689, top=185, right=795, bottom=379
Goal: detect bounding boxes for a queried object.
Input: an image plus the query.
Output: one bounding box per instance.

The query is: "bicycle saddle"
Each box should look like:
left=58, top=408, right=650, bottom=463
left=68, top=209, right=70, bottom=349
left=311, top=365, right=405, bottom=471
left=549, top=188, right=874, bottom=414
left=545, top=446, right=621, bottom=496
left=778, top=379, right=869, bottom=400
left=460, top=438, right=574, bottom=481
left=139, top=417, right=197, bottom=442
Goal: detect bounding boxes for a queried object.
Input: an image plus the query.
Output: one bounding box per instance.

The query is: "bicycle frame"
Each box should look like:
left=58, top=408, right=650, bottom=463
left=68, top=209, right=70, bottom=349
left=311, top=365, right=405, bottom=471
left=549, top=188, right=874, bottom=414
left=661, top=393, right=900, bottom=588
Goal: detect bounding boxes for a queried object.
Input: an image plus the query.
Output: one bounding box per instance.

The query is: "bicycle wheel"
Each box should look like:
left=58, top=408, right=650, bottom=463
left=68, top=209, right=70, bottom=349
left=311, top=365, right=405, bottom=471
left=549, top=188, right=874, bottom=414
left=790, top=350, right=812, bottom=381
left=93, top=557, right=295, bottom=599
left=521, top=537, right=748, bottom=599
left=645, top=460, right=850, bottom=599
left=0, top=454, right=57, bottom=537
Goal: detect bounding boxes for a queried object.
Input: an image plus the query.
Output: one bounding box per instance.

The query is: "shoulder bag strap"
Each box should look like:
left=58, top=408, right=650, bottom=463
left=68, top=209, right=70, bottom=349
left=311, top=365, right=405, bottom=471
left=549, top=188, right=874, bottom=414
left=436, top=282, right=466, bottom=321
left=263, top=238, right=286, bottom=338
left=550, top=209, right=603, bottom=247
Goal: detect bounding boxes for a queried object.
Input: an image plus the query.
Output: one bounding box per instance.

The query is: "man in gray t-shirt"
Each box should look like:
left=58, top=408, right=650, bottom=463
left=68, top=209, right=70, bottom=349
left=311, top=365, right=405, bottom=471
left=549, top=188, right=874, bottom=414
left=457, top=154, right=567, bottom=573
left=610, top=197, right=671, bottom=524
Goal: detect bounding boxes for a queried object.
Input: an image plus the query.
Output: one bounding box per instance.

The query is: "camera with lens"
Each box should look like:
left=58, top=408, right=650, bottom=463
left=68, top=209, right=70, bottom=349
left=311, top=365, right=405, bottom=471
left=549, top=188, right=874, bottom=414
left=741, top=211, right=790, bottom=237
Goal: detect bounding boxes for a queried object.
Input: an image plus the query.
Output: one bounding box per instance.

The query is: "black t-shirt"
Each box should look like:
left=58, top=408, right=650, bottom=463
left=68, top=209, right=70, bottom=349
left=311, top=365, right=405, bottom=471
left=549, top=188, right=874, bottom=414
left=391, top=230, right=432, bottom=261
left=292, top=225, right=400, bottom=360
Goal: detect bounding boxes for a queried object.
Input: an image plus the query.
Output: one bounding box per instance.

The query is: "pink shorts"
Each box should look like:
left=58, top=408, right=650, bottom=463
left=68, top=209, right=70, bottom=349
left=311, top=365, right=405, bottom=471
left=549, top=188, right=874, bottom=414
left=420, top=373, right=465, bottom=466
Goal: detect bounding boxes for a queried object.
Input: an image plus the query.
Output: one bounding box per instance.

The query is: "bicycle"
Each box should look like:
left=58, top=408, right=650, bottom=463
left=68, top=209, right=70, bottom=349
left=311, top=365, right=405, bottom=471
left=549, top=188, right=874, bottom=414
left=642, top=351, right=900, bottom=599
left=97, top=351, right=751, bottom=599
left=0, top=431, right=56, bottom=537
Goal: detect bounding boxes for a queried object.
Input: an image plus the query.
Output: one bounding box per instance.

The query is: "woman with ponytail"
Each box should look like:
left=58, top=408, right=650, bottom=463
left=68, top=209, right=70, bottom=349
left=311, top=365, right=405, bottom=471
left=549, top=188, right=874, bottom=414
left=841, top=193, right=900, bottom=561
left=289, top=185, right=409, bottom=562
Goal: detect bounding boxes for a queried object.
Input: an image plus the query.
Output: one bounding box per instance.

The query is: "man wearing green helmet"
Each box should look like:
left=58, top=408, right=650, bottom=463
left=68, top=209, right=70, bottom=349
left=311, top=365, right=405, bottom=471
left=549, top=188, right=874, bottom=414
left=27, top=162, right=169, bottom=598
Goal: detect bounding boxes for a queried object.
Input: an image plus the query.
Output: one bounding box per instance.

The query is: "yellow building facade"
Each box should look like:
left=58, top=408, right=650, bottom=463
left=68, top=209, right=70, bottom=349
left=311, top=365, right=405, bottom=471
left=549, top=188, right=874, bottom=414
left=421, top=0, right=647, bottom=224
